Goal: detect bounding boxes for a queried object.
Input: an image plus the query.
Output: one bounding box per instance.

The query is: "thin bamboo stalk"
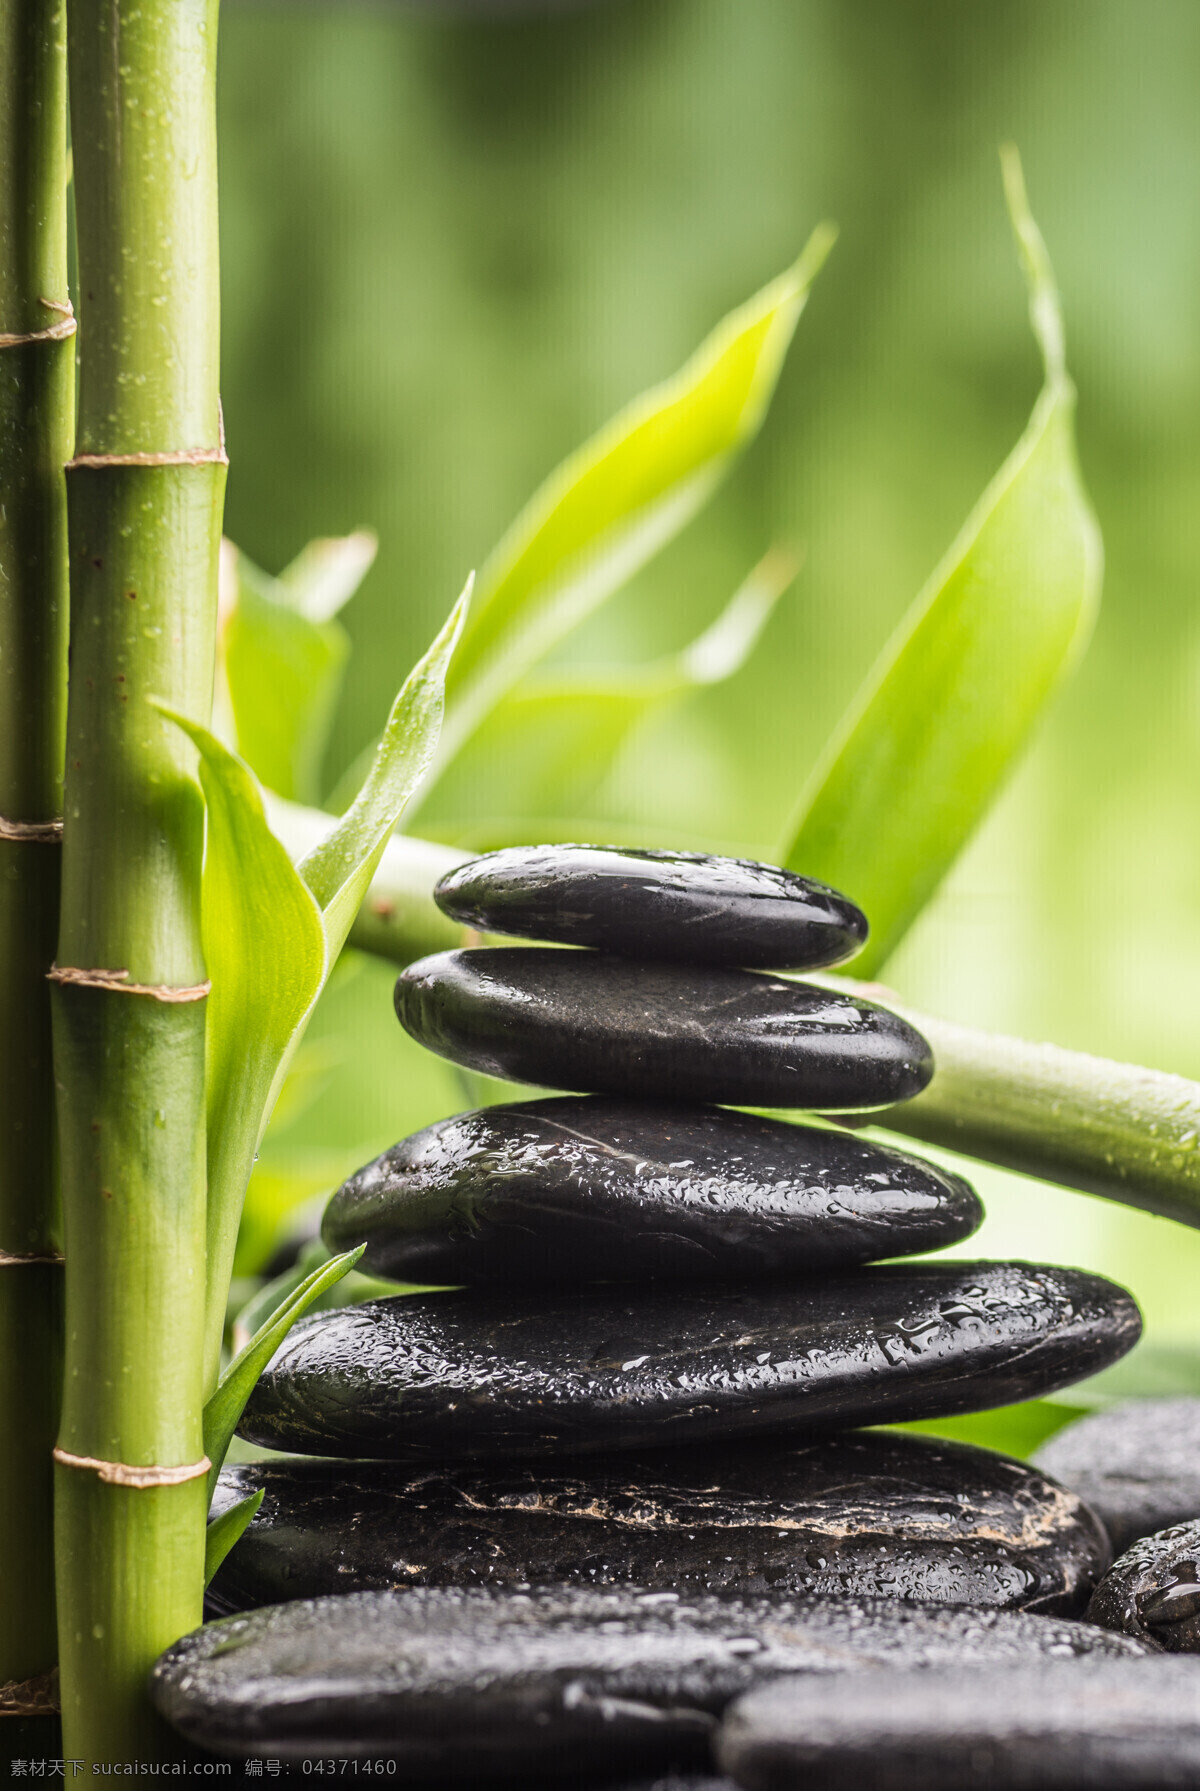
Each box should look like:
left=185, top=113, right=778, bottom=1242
left=0, top=0, right=70, bottom=1694
left=52, top=0, right=223, bottom=1761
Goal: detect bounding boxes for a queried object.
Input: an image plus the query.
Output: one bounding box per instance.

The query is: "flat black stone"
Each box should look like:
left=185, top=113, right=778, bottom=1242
left=1087, top=1520, right=1200, bottom=1651
left=1033, top=1398, right=1200, bottom=1552
left=153, top=1585, right=1148, bottom=1770
left=716, top=1656, right=1200, bottom=1790
left=321, top=1098, right=982, bottom=1287
left=394, top=950, right=933, bottom=1110
left=433, top=846, right=868, bottom=970
left=207, top=1430, right=1110, bottom=1618
left=237, top=1262, right=1141, bottom=1463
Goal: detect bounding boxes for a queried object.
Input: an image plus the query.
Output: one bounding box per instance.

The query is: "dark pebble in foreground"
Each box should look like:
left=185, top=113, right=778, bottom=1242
left=395, top=950, right=933, bottom=1110
left=433, top=846, right=868, bottom=970
left=1087, top=1519, right=1200, bottom=1651
left=1033, top=1398, right=1200, bottom=1553
left=207, top=1430, right=1109, bottom=1618
left=153, top=1585, right=1148, bottom=1771
left=716, top=1656, right=1200, bottom=1790
left=238, top=1262, right=1140, bottom=1463
left=323, top=1098, right=982, bottom=1288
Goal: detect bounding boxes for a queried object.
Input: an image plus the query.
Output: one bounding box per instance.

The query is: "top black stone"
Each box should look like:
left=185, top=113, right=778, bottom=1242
left=434, top=845, right=868, bottom=969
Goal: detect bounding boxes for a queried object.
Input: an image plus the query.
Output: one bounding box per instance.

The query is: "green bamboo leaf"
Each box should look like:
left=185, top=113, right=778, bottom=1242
left=222, top=533, right=376, bottom=804
left=430, top=550, right=794, bottom=821
left=202, top=1244, right=364, bottom=1505
left=299, top=581, right=471, bottom=954
left=159, top=710, right=329, bottom=1384
left=204, top=1491, right=264, bottom=1588
left=410, top=230, right=834, bottom=799
left=782, top=149, right=1101, bottom=975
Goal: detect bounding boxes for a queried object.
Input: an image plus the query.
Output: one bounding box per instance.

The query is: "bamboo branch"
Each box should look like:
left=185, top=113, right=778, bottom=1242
left=0, top=0, right=70, bottom=1692
left=53, top=0, right=223, bottom=1760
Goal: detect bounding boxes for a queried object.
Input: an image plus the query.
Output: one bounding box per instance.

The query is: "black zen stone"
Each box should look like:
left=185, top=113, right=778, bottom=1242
left=322, top=1098, right=982, bottom=1288
left=237, top=1262, right=1141, bottom=1464
left=153, top=1585, right=1149, bottom=1770
left=716, top=1656, right=1200, bottom=1791
left=206, top=1430, right=1110, bottom=1619
left=394, top=950, right=933, bottom=1110
left=1033, top=1399, right=1200, bottom=1553
left=433, top=846, right=868, bottom=970
left=1087, top=1520, right=1200, bottom=1652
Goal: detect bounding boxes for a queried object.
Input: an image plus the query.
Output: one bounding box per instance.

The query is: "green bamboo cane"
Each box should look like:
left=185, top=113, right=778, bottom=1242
left=0, top=0, right=70, bottom=1701
left=52, top=0, right=223, bottom=1761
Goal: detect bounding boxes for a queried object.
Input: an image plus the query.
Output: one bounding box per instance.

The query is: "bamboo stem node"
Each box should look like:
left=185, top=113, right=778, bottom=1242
left=47, top=964, right=210, bottom=1002
left=0, top=814, right=63, bottom=842
left=67, top=445, right=228, bottom=470
left=52, top=1448, right=210, bottom=1489
left=0, top=314, right=76, bottom=347
left=0, top=1249, right=63, bottom=1266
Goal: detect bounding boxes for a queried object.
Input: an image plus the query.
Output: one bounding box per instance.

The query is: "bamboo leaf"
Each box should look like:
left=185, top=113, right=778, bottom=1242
left=158, top=709, right=328, bottom=1383
left=222, top=535, right=375, bottom=805
left=202, top=1245, right=364, bottom=1505
left=412, top=230, right=834, bottom=794
left=782, top=149, right=1101, bottom=975
left=204, top=1491, right=264, bottom=1588
left=430, top=551, right=794, bottom=820
left=299, top=581, right=471, bottom=954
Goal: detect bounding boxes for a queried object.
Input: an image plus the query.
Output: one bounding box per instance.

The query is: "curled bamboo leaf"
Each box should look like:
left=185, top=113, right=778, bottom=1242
left=783, top=149, right=1101, bottom=975
left=300, top=581, right=471, bottom=953
left=409, top=231, right=834, bottom=800
left=202, top=1244, right=364, bottom=1506
left=222, top=532, right=376, bottom=805
left=204, top=1490, right=264, bottom=1588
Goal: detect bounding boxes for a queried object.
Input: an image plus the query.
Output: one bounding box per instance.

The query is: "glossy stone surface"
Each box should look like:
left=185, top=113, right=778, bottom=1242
left=322, top=1098, right=982, bottom=1288
left=394, top=950, right=933, bottom=1110
left=1087, top=1520, right=1200, bottom=1651
left=433, top=846, right=869, bottom=970
left=1033, top=1398, right=1200, bottom=1552
left=716, top=1657, right=1199, bottom=1791
left=207, top=1430, right=1109, bottom=1618
left=153, top=1585, right=1148, bottom=1770
left=237, top=1262, right=1141, bottom=1464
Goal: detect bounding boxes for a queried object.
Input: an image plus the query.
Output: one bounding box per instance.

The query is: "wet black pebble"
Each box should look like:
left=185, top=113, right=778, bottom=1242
left=1033, top=1398, right=1200, bottom=1552
left=716, top=1656, right=1200, bottom=1790
left=1087, top=1519, right=1200, bottom=1651
left=152, top=1584, right=1148, bottom=1772
left=395, top=950, right=933, bottom=1110
left=433, top=845, right=868, bottom=970
left=207, top=1429, right=1109, bottom=1618
left=237, top=1262, right=1140, bottom=1463
left=322, top=1098, right=982, bottom=1288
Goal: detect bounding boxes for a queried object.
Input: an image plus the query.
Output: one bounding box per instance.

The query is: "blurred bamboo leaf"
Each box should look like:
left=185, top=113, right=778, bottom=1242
left=301, top=582, right=471, bottom=950
left=204, top=1491, right=264, bottom=1589
left=782, top=149, right=1101, bottom=974
left=222, top=531, right=375, bottom=804
left=406, top=229, right=834, bottom=804
left=202, top=1244, right=364, bottom=1506
left=431, top=550, right=795, bottom=820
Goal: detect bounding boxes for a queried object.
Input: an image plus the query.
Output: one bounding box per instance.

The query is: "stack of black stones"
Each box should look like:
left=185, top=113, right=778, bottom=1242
left=157, top=847, right=1168, bottom=1785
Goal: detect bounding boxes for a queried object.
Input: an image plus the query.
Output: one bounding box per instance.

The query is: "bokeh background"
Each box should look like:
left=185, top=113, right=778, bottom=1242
left=218, top=0, right=1200, bottom=1371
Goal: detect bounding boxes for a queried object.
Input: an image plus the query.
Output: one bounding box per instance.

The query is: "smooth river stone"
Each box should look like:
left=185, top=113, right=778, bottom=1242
left=206, top=1430, right=1110, bottom=1618
left=433, top=846, right=868, bottom=970
left=394, top=950, right=933, bottom=1110
left=1033, top=1398, right=1200, bottom=1552
left=321, top=1098, right=983, bottom=1287
left=716, top=1656, right=1200, bottom=1791
left=153, top=1585, right=1149, bottom=1771
left=237, top=1262, right=1141, bottom=1463
left=1087, top=1520, right=1200, bottom=1651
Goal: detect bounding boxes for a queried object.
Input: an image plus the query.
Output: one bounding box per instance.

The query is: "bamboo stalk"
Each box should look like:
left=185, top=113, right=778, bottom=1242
left=52, top=0, right=223, bottom=1760
left=0, top=0, right=71, bottom=1693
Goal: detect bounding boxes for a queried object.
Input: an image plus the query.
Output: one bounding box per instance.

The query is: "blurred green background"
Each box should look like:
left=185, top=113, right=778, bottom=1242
left=218, top=1, right=1200, bottom=1362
